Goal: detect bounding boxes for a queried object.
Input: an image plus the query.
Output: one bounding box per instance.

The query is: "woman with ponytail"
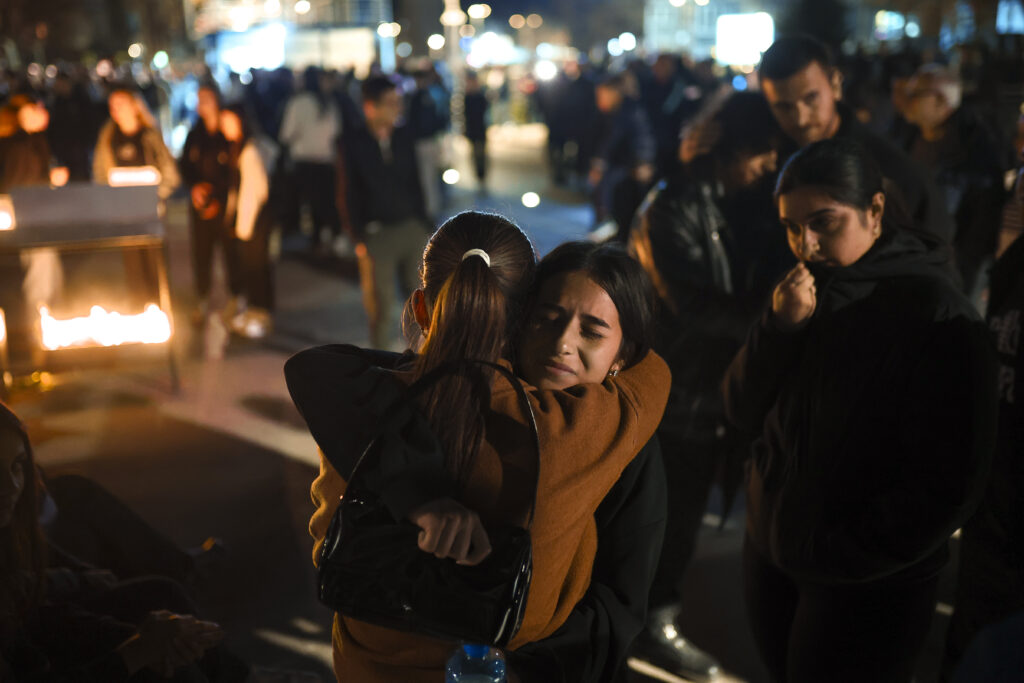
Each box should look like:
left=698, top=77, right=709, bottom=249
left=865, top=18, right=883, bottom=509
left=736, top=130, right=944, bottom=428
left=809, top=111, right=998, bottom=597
left=285, top=212, right=670, bottom=682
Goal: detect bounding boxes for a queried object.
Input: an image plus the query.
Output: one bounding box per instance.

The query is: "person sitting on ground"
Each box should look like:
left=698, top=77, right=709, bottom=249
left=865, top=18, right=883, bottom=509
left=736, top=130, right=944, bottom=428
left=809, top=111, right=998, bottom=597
left=0, top=401, right=227, bottom=682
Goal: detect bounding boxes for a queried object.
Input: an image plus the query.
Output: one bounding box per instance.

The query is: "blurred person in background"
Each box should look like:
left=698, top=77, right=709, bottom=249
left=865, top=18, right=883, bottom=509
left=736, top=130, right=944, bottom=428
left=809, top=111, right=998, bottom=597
left=0, top=95, right=69, bottom=324
left=537, top=59, right=597, bottom=188
left=179, top=82, right=237, bottom=324
left=628, top=91, right=787, bottom=682
left=642, top=53, right=702, bottom=180
left=758, top=35, right=954, bottom=245
left=902, top=64, right=1007, bottom=302
left=93, top=83, right=180, bottom=312
left=463, top=71, right=489, bottom=192
left=587, top=73, right=656, bottom=243
left=942, top=108, right=1024, bottom=682
left=221, top=104, right=275, bottom=339
left=93, top=84, right=179, bottom=202
left=46, top=70, right=99, bottom=182
left=342, top=75, right=430, bottom=350
left=407, top=66, right=449, bottom=220
left=278, top=66, right=341, bottom=254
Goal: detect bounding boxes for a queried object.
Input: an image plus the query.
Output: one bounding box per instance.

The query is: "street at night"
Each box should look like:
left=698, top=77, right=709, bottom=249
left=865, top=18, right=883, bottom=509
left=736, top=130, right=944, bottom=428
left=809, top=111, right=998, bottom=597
left=1, top=1, right=1022, bottom=681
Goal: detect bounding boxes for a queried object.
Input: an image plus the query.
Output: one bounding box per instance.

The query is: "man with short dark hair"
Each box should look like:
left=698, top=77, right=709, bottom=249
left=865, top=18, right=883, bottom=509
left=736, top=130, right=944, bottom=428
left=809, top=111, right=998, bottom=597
left=342, top=76, right=429, bottom=349
left=759, top=35, right=954, bottom=243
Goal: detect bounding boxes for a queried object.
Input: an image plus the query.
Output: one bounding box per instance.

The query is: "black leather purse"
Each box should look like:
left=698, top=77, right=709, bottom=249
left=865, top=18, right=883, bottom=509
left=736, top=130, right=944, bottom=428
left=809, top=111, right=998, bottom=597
left=317, top=360, right=539, bottom=647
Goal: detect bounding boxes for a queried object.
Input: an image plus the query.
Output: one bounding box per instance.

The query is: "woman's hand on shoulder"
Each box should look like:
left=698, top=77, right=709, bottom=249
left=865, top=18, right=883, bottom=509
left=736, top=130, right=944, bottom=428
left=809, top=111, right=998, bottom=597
left=408, top=498, right=492, bottom=566
left=772, top=263, right=817, bottom=330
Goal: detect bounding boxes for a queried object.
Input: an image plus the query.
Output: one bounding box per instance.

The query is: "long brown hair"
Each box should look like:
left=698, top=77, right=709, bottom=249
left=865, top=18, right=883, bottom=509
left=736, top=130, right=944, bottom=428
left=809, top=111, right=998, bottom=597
left=0, top=402, right=46, bottom=639
left=410, top=211, right=536, bottom=487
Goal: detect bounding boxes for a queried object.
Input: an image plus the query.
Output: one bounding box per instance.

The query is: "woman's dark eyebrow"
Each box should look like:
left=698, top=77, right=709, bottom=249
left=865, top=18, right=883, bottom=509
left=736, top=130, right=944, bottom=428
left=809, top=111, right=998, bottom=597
left=538, top=302, right=610, bottom=330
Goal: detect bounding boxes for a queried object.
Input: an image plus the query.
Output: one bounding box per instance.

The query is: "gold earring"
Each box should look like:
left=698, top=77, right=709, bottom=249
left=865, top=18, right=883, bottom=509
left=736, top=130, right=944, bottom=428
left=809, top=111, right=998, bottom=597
left=608, top=368, right=619, bottom=377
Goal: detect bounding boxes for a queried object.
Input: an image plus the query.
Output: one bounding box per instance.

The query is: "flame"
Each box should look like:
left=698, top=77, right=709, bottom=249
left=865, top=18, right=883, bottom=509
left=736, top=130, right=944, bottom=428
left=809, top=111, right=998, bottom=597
left=0, top=308, right=6, bottom=344
left=39, top=304, right=172, bottom=350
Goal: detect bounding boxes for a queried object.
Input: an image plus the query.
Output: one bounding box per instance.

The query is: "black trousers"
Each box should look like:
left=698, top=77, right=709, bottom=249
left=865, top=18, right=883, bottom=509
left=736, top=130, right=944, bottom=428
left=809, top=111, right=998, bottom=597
left=45, top=474, right=196, bottom=586
left=293, top=161, right=339, bottom=243
left=646, top=429, right=719, bottom=608
left=230, top=208, right=275, bottom=311
left=470, top=138, right=487, bottom=182
left=743, top=536, right=938, bottom=683
left=190, top=211, right=241, bottom=301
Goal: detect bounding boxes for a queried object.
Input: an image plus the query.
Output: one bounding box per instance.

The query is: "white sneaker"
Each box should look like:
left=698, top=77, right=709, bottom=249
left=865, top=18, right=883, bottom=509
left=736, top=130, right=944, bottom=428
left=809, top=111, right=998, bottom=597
left=587, top=220, right=618, bottom=243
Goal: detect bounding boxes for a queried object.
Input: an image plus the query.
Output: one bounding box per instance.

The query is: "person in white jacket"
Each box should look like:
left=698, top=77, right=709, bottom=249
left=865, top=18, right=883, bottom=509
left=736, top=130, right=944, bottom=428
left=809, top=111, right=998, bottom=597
left=278, top=67, right=341, bottom=252
left=221, top=104, right=275, bottom=338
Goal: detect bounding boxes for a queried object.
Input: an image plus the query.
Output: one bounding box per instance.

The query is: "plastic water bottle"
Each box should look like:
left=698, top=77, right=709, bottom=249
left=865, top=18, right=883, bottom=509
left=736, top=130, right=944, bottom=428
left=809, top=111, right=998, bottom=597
left=445, top=644, right=506, bottom=683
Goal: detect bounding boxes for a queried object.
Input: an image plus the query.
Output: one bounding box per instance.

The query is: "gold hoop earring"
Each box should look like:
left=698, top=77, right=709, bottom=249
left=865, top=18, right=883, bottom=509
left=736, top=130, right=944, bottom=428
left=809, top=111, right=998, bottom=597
left=608, top=369, right=619, bottom=377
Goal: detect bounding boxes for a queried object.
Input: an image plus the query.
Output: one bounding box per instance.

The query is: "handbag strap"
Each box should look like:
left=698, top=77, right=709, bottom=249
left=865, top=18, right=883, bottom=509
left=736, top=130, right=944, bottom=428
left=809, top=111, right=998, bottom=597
left=347, top=359, right=542, bottom=528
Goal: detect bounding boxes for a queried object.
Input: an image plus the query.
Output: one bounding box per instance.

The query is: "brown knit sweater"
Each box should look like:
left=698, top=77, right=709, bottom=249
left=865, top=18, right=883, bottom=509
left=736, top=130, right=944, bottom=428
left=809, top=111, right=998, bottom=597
left=307, top=350, right=670, bottom=682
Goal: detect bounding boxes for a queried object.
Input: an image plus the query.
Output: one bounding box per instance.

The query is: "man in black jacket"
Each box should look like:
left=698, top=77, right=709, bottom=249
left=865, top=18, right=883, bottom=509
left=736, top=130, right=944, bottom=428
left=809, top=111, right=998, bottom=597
left=342, top=76, right=430, bottom=349
left=628, top=91, right=789, bottom=682
left=759, top=35, right=954, bottom=243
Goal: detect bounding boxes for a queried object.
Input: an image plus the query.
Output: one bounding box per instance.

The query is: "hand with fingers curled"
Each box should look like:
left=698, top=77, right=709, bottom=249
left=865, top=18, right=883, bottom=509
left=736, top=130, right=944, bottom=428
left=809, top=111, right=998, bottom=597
left=407, top=497, right=492, bottom=567
left=118, top=610, right=224, bottom=677
left=772, top=263, right=818, bottom=330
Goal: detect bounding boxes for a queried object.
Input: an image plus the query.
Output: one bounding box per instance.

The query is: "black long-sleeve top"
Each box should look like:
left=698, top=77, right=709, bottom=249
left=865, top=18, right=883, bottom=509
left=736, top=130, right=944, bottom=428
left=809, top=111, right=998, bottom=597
left=723, top=228, right=997, bottom=585
left=341, top=124, right=427, bottom=241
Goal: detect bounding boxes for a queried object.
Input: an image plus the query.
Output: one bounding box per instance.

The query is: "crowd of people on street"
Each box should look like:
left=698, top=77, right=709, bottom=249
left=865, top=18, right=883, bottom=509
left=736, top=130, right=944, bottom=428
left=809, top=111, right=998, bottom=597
left=1, top=29, right=1022, bottom=683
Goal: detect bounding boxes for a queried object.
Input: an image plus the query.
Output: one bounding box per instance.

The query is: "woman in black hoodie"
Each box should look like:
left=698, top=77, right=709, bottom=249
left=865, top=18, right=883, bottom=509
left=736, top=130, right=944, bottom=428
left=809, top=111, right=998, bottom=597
left=723, top=139, right=998, bottom=682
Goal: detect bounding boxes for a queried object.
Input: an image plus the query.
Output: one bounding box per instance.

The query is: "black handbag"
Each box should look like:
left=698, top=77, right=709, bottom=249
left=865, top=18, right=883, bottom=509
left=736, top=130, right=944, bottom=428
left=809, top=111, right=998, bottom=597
left=317, top=360, right=540, bottom=648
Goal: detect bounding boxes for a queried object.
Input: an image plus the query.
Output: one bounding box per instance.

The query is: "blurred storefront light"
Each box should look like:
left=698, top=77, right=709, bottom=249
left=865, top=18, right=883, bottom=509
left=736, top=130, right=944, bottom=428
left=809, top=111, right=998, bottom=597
left=521, top=192, right=540, bottom=208
left=396, top=42, right=413, bottom=57
left=443, top=169, right=461, bottom=184
left=468, top=4, right=492, bottom=20
left=509, top=14, right=526, bottom=29
left=607, top=37, right=623, bottom=57
left=294, top=0, right=311, bottom=16
left=427, top=34, right=446, bottom=50
left=264, top=0, right=282, bottom=16
left=619, top=32, right=637, bottom=51
left=460, top=24, right=477, bottom=37
left=128, top=43, right=143, bottom=59
left=377, top=22, right=401, bottom=38
left=534, top=60, right=558, bottom=80
left=466, top=32, right=521, bottom=67
left=152, top=51, right=170, bottom=69
left=526, top=14, right=543, bottom=28
left=670, top=0, right=687, bottom=6
left=715, top=12, right=774, bottom=66
left=874, top=11, right=906, bottom=40
left=441, top=6, right=468, bottom=27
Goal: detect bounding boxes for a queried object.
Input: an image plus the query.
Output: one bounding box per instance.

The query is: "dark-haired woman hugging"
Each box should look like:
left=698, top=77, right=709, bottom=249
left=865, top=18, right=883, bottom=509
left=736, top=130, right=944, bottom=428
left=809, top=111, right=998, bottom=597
left=723, top=138, right=997, bottom=682
left=286, top=214, right=669, bottom=682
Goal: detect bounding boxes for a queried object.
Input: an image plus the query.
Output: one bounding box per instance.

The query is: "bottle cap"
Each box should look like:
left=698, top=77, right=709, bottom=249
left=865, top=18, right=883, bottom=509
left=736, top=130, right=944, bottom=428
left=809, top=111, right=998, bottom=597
left=462, top=644, right=490, bottom=658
